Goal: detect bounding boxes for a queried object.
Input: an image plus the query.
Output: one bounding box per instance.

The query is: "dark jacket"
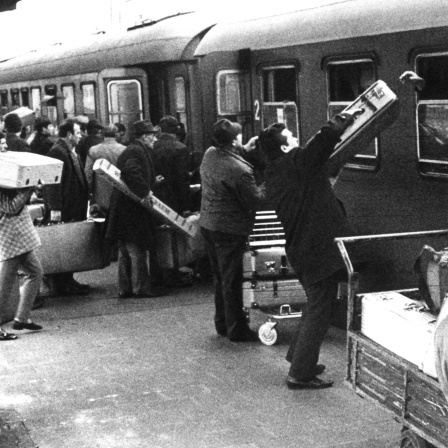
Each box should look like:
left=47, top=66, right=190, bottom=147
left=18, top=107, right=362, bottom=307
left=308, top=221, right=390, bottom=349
left=152, top=133, right=190, bottom=214
left=106, top=140, right=156, bottom=248
left=30, top=132, right=54, bottom=156
left=264, top=125, right=354, bottom=288
left=43, top=138, right=89, bottom=222
left=76, top=134, right=103, bottom=168
left=199, top=145, right=265, bottom=236
left=6, top=133, right=30, bottom=152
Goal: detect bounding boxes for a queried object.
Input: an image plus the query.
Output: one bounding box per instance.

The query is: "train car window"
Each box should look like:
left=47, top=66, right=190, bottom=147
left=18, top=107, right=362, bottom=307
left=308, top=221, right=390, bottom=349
left=30, top=87, right=41, bottom=117
left=261, top=66, right=298, bottom=138
left=62, top=85, right=76, bottom=119
left=327, top=60, right=378, bottom=171
left=216, top=70, right=252, bottom=141
left=21, top=88, right=29, bottom=108
left=107, top=79, right=143, bottom=129
left=44, top=85, right=58, bottom=123
left=0, top=90, right=8, bottom=109
left=10, top=89, right=20, bottom=108
left=175, top=76, right=187, bottom=132
left=81, top=83, right=96, bottom=119
left=416, top=54, right=448, bottom=177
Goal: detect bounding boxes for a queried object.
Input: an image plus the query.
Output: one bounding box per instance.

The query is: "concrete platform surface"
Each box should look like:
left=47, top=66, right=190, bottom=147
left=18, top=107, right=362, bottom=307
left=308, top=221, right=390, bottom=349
left=0, top=263, right=401, bottom=448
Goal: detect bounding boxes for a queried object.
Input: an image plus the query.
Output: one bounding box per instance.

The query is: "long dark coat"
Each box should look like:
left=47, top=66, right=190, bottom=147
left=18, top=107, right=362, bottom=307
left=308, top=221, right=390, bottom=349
left=264, top=125, right=354, bottom=288
left=6, top=133, right=30, bottom=152
left=106, top=140, right=156, bottom=248
left=43, top=138, right=89, bottom=222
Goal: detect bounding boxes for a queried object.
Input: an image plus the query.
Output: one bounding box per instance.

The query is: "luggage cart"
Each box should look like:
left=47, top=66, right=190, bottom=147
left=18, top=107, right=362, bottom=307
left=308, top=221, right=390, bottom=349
left=336, top=230, right=448, bottom=448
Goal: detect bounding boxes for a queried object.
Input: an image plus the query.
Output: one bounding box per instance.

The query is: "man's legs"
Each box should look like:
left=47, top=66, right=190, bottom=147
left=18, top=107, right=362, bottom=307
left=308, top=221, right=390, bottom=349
left=288, top=275, right=338, bottom=381
left=118, top=240, right=133, bottom=295
left=125, top=242, right=151, bottom=296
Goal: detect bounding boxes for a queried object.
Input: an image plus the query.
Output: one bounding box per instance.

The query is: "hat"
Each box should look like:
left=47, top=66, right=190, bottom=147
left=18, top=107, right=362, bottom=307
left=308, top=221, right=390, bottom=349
left=4, top=113, right=23, bottom=133
left=86, top=118, right=103, bottom=133
left=133, top=120, right=155, bottom=137
left=34, top=116, right=52, bottom=132
left=212, top=119, right=242, bottom=147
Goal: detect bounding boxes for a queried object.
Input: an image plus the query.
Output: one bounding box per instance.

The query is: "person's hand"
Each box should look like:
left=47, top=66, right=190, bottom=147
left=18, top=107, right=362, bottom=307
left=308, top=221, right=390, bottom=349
left=155, top=175, right=164, bottom=186
left=244, top=136, right=259, bottom=152
left=50, top=210, right=62, bottom=222
left=329, top=109, right=362, bottom=135
left=141, top=193, right=153, bottom=209
left=399, top=71, right=425, bottom=91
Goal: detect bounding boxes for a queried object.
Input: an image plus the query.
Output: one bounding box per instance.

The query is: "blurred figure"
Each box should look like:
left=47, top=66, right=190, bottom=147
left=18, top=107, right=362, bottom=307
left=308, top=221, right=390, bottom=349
left=76, top=118, right=104, bottom=167
left=30, top=117, right=55, bottom=156
left=4, top=113, right=30, bottom=152
left=114, top=122, right=127, bottom=145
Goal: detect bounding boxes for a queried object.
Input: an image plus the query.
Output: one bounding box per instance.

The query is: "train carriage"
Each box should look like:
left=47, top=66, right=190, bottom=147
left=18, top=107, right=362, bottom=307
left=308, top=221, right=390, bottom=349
left=194, top=0, right=448, bottom=293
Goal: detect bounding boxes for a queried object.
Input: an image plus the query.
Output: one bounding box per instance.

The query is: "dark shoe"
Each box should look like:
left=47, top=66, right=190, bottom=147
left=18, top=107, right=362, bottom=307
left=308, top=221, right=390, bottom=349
left=69, top=279, right=90, bottom=293
left=12, top=321, right=43, bottom=331
left=60, top=284, right=89, bottom=296
left=118, top=292, right=134, bottom=299
left=229, top=329, right=259, bottom=342
left=0, top=330, right=17, bottom=340
left=286, top=376, right=334, bottom=390
left=216, top=328, right=227, bottom=337
left=32, top=295, right=45, bottom=310
left=315, top=364, right=326, bottom=375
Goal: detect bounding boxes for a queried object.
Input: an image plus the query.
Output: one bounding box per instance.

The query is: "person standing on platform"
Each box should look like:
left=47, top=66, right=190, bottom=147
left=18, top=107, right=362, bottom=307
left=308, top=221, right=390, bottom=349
left=257, top=112, right=357, bottom=389
left=200, top=119, right=265, bottom=342
left=76, top=118, right=104, bottom=167
left=106, top=120, right=165, bottom=299
left=4, top=113, right=30, bottom=152
left=43, top=119, right=90, bottom=296
left=30, top=117, right=55, bottom=156
left=0, top=187, right=44, bottom=340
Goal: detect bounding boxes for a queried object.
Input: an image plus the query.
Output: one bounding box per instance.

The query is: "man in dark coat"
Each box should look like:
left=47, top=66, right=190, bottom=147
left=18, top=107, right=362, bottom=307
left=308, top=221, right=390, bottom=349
left=4, top=113, right=30, bottom=152
left=258, top=112, right=356, bottom=389
left=200, top=119, right=265, bottom=342
left=106, top=120, right=164, bottom=299
left=76, top=118, right=104, bottom=167
left=30, top=117, right=54, bottom=156
left=43, top=119, right=90, bottom=295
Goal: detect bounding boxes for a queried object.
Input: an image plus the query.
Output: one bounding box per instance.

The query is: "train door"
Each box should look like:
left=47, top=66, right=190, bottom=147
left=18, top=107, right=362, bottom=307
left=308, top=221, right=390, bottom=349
left=259, top=65, right=299, bottom=142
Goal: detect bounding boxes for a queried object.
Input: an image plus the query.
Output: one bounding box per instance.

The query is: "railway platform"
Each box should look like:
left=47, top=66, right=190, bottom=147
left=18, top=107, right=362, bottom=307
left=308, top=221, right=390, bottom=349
left=0, top=262, right=401, bottom=448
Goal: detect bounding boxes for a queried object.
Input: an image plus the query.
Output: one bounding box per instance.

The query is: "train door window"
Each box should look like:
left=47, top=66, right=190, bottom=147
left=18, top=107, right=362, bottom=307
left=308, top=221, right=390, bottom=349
left=81, top=83, right=96, bottom=119
left=10, top=89, right=20, bottom=108
left=261, top=66, right=299, bottom=139
left=62, top=84, right=76, bottom=118
left=107, top=79, right=143, bottom=128
left=21, top=88, right=29, bottom=108
left=175, top=76, right=187, bottom=132
left=327, top=59, right=377, bottom=170
left=415, top=54, right=448, bottom=177
left=31, top=87, right=41, bottom=117
left=216, top=70, right=251, bottom=141
left=43, top=85, right=58, bottom=123
left=0, top=90, right=8, bottom=109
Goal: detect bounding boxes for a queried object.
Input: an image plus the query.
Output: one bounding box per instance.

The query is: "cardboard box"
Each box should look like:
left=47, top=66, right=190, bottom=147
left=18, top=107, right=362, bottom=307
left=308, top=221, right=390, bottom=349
left=0, top=151, right=63, bottom=188
left=93, top=158, right=198, bottom=237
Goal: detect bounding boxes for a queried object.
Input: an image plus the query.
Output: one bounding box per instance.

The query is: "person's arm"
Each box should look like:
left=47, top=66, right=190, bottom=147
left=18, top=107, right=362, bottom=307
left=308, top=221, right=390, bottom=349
left=235, top=171, right=266, bottom=212
left=400, top=71, right=425, bottom=91
left=84, top=151, right=95, bottom=190
left=0, top=188, right=32, bottom=215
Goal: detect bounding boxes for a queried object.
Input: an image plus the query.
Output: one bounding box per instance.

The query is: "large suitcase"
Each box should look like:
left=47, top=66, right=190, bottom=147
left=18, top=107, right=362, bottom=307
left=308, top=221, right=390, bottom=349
left=242, top=278, right=307, bottom=309
left=360, top=291, right=437, bottom=376
left=0, top=151, right=63, bottom=188
left=327, top=80, right=399, bottom=174
left=243, top=246, right=294, bottom=280
left=93, top=158, right=198, bottom=237
left=36, top=221, right=110, bottom=274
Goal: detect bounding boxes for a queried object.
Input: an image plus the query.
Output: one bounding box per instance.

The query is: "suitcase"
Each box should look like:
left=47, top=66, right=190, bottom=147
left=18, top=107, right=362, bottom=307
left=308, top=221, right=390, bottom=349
left=0, top=151, right=63, bottom=188
left=4, top=107, right=36, bottom=127
left=91, top=171, right=114, bottom=210
left=327, top=80, right=399, bottom=174
left=242, top=278, right=307, bottom=309
left=360, top=291, right=437, bottom=375
left=36, top=221, right=110, bottom=274
left=243, top=246, right=294, bottom=280
left=93, top=158, right=198, bottom=237
left=155, top=215, right=207, bottom=269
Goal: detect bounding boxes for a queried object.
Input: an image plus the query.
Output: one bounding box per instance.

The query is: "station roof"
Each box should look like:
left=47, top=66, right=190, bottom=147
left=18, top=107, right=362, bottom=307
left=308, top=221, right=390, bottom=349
left=195, top=0, right=448, bottom=56
left=0, top=12, right=217, bottom=83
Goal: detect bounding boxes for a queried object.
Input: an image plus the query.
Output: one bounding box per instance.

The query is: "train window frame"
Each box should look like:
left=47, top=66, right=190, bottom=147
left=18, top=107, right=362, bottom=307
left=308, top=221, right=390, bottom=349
left=0, top=90, right=8, bottom=109
left=174, top=76, right=188, bottom=132
left=44, top=85, right=58, bottom=123
left=30, top=87, right=41, bottom=117
left=260, top=64, right=299, bottom=142
left=106, top=78, right=143, bottom=126
left=326, top=58, right=379, bottom=172
left=80, top=82, right=97, bottom=119
left=10, top=88, right=20, bottom=108
left=415, top=52, right=448, bottom=178
left=20, top=87, right=29, bottom=108
left=61, top=83, right=76, bottom=119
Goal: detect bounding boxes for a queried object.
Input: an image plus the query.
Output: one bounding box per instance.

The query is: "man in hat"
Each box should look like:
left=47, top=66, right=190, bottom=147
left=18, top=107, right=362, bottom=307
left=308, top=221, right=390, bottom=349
left=76, top=118, right=104, bottom=167
left=200, top=118, right=265, bottom=342
left=30, top=117, right=55, bottom=156
left=106, top=119, right=165, bottom=299
left=4, top=113, right=30, bottom=152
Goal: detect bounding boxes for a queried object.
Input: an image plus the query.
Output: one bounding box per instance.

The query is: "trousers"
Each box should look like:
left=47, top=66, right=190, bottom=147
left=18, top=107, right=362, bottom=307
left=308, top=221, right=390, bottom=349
left=287, top=274, right=339, bottom=380
left=118, top=240, right=151, bottom=295
left=201, top=227, right=250, bottom=339
left=0, top=250, right=43, bottom=323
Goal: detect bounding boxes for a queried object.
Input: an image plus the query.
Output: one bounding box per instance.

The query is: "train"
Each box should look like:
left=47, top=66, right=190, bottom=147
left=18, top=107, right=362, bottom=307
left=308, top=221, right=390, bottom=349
left=1, top=0, right=448, bottom=293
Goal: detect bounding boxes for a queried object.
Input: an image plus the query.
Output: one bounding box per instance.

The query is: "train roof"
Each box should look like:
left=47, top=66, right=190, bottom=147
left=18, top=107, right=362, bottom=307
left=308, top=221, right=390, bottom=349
left=0, top=12, right=217, bottom=84
left=195, top=0, right=448, bottom=56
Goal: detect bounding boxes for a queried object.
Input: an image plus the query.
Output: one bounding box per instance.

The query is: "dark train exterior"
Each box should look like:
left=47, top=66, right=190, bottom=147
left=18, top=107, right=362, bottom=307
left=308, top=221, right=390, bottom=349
left=1, top=1, right=448, bottom=292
